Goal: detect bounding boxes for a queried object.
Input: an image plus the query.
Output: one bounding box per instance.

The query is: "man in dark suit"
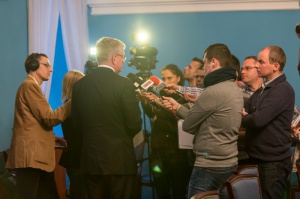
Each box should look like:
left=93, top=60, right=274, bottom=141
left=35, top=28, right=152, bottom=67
left=72, top=37, right=142, bottom=199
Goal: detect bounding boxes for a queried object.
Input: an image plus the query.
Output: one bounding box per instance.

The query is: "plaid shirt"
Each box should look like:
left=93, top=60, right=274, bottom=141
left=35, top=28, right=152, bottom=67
left=178, top=86, right=204, bottom=95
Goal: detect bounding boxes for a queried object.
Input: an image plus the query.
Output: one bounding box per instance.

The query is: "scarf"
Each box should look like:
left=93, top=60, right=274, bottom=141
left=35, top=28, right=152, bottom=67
left=203, top=67, right=237, bottom=88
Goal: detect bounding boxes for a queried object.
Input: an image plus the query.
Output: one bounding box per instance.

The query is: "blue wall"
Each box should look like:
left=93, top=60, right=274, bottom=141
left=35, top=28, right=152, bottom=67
left=0, top=0, right=27, bottom=151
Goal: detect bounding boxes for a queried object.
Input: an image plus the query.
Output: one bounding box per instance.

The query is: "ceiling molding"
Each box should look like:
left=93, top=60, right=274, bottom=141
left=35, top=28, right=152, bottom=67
left=87, top=0, right=300, bottom=15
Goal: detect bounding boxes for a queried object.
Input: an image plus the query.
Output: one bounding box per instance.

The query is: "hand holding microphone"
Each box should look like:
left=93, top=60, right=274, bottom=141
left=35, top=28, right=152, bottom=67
left=149, top=76, right=182, bottom=95
left=140, top=90, right=161, bottom=104
left=127, top=73, right=160, bottom=97
left=183, top=93, right=198, bottom=103
left=161, top=96, right=181, bottom=111
left=165, top=83, right=180, bottom=94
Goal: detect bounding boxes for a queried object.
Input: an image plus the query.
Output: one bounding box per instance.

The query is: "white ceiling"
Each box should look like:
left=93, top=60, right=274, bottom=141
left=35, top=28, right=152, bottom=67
left=87, top=0, right=300, bottom=15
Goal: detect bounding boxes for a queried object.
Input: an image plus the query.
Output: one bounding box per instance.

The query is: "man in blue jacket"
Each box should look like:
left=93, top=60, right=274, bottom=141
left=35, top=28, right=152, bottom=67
left=242, top=45, right=295, bottom=199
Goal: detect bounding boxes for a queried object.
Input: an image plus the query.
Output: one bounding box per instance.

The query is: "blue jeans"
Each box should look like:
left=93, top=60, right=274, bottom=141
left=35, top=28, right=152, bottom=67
left=249, top=157, right=292, bottom=199
left=188, top=165, right=236, bottom=199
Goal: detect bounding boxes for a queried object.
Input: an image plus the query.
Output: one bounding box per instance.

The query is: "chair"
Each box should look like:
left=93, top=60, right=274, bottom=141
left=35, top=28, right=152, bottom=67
left=225, top=174, right=262, bottom=199
left=54, top=145, right=67, bottom=199
left=296, top=159, right=300, bottom=187
left=289, top=159, right=300, bottom=199
left=234, top=164, right=259, bottom=175
left=191, top=190, right=220, bottom=199
left=0, top=149, right=16, bottom=199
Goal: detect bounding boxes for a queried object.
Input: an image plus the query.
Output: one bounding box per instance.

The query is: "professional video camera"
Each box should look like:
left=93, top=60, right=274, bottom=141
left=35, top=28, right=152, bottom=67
left=128, top=45, right=158, bottom=78
left=84, top=59, right=98, bottom=75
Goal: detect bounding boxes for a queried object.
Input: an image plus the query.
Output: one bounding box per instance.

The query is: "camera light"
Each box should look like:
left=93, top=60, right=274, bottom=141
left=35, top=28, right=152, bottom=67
left=132, top=31, right=149, bottom=44
left=90, top=47, right=96, bottom=55
left=137, top=32, right=148, bottom=43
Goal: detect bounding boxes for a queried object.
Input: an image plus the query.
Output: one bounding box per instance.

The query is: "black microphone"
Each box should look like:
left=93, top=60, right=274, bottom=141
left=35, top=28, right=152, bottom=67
left=127, top=73, right=160, bottom=97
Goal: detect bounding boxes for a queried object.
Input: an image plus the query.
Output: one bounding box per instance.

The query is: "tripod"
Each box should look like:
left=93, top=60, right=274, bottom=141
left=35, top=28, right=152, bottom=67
left=139, top=106, right=156, bottom=199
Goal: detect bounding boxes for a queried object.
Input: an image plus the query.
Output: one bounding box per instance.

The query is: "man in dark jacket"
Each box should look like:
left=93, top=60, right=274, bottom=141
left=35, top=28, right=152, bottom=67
left=242, top=46, right=295, bottom=199
left=72, top=37, right=142, bottom=199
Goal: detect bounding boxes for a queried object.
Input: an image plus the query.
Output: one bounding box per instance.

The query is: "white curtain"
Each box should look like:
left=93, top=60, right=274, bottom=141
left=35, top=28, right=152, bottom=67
left=59, top=0, right=89, bottom=72
left=28, top=0, right=59, bottom=99
left=28, top=0, right=89, bottom=99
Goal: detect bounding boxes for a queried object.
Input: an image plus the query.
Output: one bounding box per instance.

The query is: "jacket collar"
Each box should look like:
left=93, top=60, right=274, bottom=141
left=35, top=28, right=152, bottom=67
left=264, top=74, right=286, bottom=89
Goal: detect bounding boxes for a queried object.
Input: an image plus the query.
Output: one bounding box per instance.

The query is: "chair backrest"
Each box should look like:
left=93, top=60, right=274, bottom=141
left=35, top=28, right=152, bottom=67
left=225, top=174, right=262, bottom=199
left=0, top=149, right=10, bottom=174
left=191, top=190, right=219, bottom=199
left=234, top=164, right=259, bottom=175
left=296, top=159, right=300, bottom=188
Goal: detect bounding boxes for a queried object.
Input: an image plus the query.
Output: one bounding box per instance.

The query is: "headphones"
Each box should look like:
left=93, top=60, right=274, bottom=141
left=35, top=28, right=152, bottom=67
left=27, top=53, right=40, bottom=71
left=28, top=60, right=39, bottom=71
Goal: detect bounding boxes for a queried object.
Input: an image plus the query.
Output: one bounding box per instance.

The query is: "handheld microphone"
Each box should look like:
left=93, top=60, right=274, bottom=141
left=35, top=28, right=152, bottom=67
left=127, top=73, right=160, bottom=97
left=127, top=73, right=163, bottom=109
left=150, top=75, right=188, bottom=104
left=127, top=73, right=144, bottom=90
left=149, top=76, right=167, bottom=92
left=150, top=75, right=184, bottom=95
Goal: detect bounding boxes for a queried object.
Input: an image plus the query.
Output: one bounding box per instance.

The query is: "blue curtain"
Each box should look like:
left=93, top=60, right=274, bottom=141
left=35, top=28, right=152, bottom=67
left=49, top=17, right=68, bottom=137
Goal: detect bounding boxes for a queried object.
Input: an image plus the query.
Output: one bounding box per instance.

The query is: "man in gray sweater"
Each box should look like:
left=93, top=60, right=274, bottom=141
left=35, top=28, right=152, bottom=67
left=182, top=43, right=243, bottom=198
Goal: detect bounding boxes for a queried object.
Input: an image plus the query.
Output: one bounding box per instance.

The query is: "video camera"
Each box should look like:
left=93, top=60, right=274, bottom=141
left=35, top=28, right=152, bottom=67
left=128, top=45, right=158, bottom=78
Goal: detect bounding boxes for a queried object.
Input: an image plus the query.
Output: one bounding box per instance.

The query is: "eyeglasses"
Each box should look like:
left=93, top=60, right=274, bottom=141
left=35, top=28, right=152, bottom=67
left=39, top=62, right=52, bottom=68
left=240, top=66, right=258, bottom=72
left=194, top=75, right=205, bottom=79
left=116, top=54, right=126, bottom=61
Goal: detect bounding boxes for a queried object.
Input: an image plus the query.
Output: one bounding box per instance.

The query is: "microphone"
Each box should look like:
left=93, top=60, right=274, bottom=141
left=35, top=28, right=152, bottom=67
left=127, top=73, right=160, bottom=97
left=150, top=75, right=188, bottom=104
left=127, top=73, right=144, bottom=90
left=149, top=76, right=166, bottom=92
left=127, top=73, right=163, bottom=110
left=150, top=75, right=184, bottom=95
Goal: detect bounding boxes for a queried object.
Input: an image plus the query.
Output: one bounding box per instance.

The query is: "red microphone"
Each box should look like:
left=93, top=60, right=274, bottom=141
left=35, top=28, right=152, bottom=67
left=149, top=76, right=167, bottom=92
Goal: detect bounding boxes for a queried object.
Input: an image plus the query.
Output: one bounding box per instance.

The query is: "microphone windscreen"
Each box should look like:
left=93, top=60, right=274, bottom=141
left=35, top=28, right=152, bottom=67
left=149, top=76, right=160, bottom=85
left=127, top=73, right=137, bottom=80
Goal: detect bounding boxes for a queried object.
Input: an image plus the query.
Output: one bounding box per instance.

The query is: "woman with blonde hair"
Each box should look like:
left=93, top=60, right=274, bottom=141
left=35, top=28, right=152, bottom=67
left=59, top=70, right=85, bottom=199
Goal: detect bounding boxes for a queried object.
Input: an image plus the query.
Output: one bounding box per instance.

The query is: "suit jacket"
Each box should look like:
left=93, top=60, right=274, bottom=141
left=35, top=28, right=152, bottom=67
left=6, top=76, right=71, bottom=172
left=72, top=67, right=142, bottom=175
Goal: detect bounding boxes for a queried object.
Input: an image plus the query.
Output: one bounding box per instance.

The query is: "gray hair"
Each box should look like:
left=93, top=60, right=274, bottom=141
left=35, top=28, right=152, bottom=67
left=95, top=37, right=126, bottom=63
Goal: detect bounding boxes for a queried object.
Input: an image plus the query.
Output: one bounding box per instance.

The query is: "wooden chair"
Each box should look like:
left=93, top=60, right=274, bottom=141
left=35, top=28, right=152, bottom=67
left=296, top=159, right=300, bottom=188
left=225, top=174, right=262, bottom=199
left=191, top=190, right=220, bottom=199
left=0, top=149, right=16, bottom=199
left=234, top=164, right=259, bottom=175
left=54, top=145, right=67, bottom=199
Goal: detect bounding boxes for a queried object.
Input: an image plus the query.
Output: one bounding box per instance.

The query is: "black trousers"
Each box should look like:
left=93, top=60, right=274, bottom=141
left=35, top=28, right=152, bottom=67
left=15, top=168, right=59, bottom=199
left=82, top=174, right=137, bottom=199
left=249, top=157, right=292, bottom=199
left=150, top=148, right=192, bottom=199
left=66, top=167, right=85, bottom=199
